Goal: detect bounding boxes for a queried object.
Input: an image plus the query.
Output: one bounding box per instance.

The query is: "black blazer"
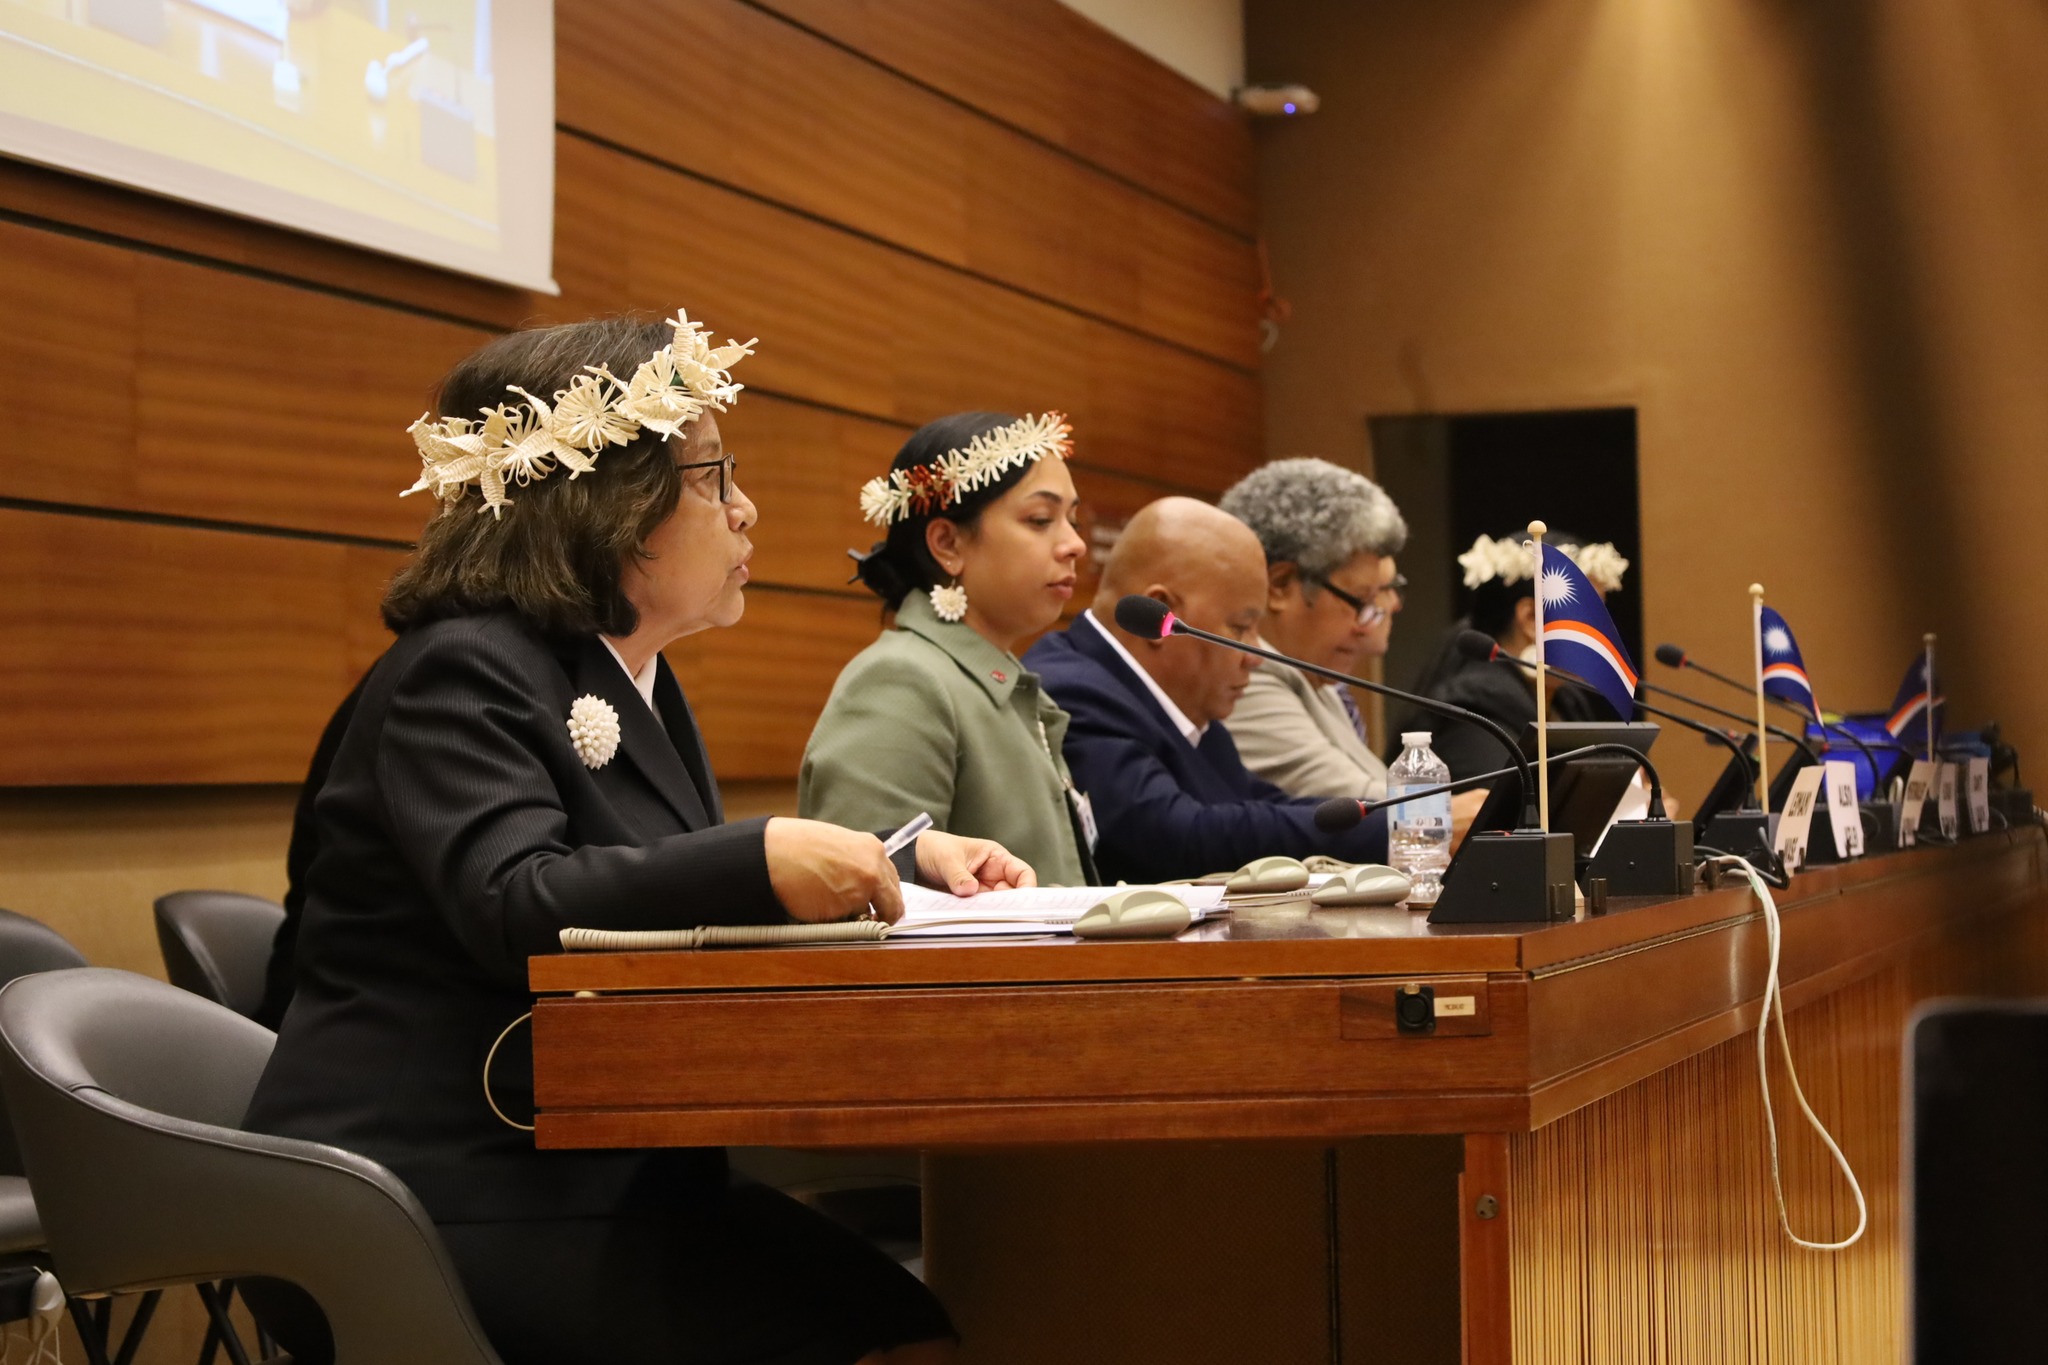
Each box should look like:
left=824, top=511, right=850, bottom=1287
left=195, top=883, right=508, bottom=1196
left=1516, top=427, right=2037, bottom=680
left=1023, top=618, right=1389, bottom=884
left=243, top=611, right=781, bottom=1223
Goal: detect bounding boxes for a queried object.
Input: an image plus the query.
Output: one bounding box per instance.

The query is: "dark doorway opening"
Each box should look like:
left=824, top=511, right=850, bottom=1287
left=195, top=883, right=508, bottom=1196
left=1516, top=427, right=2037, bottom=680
left=1369, top=407, right=1642, bottom=706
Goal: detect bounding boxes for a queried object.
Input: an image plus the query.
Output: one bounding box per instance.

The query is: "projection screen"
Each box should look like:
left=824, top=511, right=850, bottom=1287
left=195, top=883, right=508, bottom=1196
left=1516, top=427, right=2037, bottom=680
left=0, top=0, right=556, bottom=291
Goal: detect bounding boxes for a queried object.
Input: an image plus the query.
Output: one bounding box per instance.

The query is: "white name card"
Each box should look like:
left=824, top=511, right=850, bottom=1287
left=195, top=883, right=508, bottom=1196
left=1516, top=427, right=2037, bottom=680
left=1823, top=759, right=1863, bottom=859
left=1773, top=766, right=1827, bottom=870
left=1967, top=755, right=1991, bottom=834
left=1938, top=761, right=1961, bottom=839
left=1900, top=759, right=1935, bottom=847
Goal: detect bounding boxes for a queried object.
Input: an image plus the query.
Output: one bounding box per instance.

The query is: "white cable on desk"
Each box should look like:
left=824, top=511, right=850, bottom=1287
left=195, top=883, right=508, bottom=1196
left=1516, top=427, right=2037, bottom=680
left=559, top=921, right=891, bottom=951
left=1707, top=853, right=1868, bottom=1251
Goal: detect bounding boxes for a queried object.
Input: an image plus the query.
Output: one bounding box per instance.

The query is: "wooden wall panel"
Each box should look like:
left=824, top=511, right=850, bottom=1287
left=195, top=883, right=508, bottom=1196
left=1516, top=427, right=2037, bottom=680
left=0, top=501, right=883, bottom=786
left=551, top=136, right=1261, bottom=492
left=0, top=510, right=398, bottom=786
left=753, top=0, right=1257, bottom=235
left=555, top=0, right=1259, bottom=368
left=665, top=590, right=882, bottom=781
left=0, top=157, right=531, bottom=330
left=0, top=220, right=472, bottom=543
left=2, top=0, right=1260, bottom=788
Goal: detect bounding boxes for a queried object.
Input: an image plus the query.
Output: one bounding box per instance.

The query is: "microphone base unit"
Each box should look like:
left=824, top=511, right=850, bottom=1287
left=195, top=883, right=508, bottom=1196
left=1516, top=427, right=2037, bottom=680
left=1426, top=830, right=1577, bottom=925
left=1804, top=799, right=1898, bottom=864
left=1992, top=788, right=2038, bottom=827
left=1701, top=810, right=1774, bottom=864
left=1581, top=820, right=1694, bottom=897
left=1856, top=800, right=1901, bottom=854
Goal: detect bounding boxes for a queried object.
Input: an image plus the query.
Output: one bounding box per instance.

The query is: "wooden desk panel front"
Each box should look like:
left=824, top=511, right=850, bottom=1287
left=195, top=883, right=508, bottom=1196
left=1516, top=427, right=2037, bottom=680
left=530, top=832, right=2048, bottom=1365
left=530, top=834, right=2042, bottom=1150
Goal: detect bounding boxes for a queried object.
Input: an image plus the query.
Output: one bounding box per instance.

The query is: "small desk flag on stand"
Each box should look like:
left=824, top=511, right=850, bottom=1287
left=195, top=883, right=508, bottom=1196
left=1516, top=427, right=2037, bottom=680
left=1886, top=651, right=1943, bottom=753
left=1758, top=606, right=1819, bottom=719
left=1536, top=541, right=1639, bottom=722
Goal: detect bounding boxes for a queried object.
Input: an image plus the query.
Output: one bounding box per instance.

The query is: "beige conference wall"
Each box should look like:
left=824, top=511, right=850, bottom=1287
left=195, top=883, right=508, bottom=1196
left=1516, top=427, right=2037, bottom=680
left=1248, top=0, right=2048, bottom=803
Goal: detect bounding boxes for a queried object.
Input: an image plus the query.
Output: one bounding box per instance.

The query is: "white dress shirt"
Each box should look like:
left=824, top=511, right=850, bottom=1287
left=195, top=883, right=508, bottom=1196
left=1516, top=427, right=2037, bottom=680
left=599, top=637, right=661, bottom=715
left=1079, top=609, right=1204, bottom=745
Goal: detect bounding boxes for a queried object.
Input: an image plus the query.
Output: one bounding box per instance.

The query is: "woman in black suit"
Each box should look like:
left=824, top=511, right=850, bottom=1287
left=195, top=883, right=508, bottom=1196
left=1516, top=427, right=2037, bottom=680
left=244, top=315, right=1020, bottom=1364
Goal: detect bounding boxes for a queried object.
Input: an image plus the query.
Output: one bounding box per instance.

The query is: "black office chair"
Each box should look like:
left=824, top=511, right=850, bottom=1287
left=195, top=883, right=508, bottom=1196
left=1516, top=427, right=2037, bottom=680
left=153, top=893, right=286, bottom=1021
left=0, top=909, right=174, bottom=1363
left=1906, top=1000, right=2048, bottom=1364
left=0, top=967, right=503, bottom=1365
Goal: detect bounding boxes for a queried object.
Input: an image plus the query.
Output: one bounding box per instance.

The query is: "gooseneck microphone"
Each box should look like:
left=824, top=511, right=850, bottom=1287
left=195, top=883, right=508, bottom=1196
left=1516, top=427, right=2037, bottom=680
left=1114, top=595, right=1542, bottom=827
left=1459, top=631, right=1758, bottom=807
left=1314, top=764, right=1516, bottom=832
left=1658, top=639, right=1885, bottom=777
left=1635, top=677, right=1823, bottom=767
left=1313, top=740, right=1668, bottom=832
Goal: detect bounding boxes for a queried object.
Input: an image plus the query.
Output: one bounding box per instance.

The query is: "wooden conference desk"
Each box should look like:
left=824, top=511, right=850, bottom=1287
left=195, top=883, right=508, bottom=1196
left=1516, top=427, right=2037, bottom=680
left=532, top=830, right=2047, bottom=1364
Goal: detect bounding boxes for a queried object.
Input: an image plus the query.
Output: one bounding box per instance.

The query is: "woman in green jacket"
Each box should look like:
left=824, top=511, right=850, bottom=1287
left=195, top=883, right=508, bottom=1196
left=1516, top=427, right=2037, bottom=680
left=800, top=411, right=1098, bottom=885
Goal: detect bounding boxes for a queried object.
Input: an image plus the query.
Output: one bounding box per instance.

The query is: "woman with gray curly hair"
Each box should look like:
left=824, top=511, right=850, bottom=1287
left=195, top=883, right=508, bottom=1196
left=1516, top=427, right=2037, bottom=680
left=1218, top=457, right=1411, bottom=799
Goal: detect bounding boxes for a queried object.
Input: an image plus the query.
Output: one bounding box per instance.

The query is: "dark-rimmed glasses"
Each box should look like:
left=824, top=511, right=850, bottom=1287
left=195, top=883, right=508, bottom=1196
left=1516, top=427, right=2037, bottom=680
left=676, top=452, right=738, bottom=504
left=1310, top=571, right=1406, bottom=626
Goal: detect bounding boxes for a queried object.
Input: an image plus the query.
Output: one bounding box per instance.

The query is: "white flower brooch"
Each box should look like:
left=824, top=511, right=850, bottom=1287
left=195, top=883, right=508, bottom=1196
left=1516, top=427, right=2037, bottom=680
left=567, top=695, right=621, bottom=770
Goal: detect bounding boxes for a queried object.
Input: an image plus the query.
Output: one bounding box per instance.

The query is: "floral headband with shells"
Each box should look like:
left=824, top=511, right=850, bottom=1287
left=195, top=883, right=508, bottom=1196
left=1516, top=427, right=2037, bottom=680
left=402, top=310, right=756, bottom=517
left=1458, top=533, right=1630, bottom=594
left=857, top=412, right=1074, bottom=527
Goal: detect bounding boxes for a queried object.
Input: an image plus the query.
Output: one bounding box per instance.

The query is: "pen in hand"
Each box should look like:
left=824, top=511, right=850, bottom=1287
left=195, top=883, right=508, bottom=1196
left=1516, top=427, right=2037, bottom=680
left=880, top=811, right=933, bottom=858
left=862, top=812, right=932, bottom=923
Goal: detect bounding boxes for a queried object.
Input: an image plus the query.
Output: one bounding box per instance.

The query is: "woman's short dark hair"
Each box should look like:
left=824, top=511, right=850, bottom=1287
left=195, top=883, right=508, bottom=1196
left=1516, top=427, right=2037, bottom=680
left=849, top=412, right=1037, bottom=610
left=382, top=318, right=685, bottom=639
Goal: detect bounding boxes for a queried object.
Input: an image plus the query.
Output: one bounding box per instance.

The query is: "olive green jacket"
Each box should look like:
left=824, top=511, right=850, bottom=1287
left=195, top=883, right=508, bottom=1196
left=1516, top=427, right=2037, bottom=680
left=799, top=592, right=1094, bottom=886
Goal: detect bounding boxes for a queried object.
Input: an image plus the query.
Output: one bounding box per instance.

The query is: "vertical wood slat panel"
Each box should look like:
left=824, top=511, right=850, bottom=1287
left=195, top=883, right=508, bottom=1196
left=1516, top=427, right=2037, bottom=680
left=1505, top=899, right=2048, bottom=1365
left=751, top=0, right=1257, bottom=235
left=555, top=0, right=1260, bottom=369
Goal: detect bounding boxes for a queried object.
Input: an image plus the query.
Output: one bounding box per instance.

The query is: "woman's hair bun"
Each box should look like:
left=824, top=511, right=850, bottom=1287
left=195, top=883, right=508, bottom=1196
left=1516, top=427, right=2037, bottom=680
left=849, top=542, right=919, bottom=607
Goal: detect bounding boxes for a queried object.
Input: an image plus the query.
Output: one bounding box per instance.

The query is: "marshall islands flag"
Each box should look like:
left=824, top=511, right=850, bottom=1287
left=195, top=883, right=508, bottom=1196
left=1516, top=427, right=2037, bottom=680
left=1886, top=653, right=1943, bottom=750
left=1537, top=541, right=1638, bottom=721
left=1758, top=606, right=1819, bottom=718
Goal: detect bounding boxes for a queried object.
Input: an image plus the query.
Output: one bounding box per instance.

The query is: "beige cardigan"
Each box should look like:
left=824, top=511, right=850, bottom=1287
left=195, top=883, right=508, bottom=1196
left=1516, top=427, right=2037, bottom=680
left=1229, top=654, right=1389, bottom=800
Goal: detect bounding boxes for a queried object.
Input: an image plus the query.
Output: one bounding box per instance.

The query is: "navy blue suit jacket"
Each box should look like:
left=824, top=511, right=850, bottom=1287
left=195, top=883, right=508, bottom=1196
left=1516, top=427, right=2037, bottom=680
left=1024, top=617, right=1390, bottom=883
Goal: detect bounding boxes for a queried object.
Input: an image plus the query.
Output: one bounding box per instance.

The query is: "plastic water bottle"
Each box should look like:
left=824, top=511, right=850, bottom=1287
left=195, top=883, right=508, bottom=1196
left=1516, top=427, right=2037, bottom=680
left=1387, top=731, right=1453, bottom=905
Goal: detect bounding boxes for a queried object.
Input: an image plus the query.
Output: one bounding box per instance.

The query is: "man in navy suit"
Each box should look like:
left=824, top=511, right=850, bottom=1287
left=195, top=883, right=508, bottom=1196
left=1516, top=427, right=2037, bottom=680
left=1025, top=497, right=1390, bottom=883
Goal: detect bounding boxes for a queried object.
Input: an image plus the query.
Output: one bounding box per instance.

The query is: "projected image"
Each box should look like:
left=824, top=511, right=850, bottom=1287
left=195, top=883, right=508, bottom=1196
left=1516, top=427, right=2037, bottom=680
left=0, top=0, right=552, bottom=287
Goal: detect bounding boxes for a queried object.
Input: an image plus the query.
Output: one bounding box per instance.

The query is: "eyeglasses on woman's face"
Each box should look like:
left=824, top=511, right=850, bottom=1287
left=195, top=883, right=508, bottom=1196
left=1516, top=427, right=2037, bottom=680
left=1309, top=571, right=1407, bottom=627
left=676, top=451, right=738, bottom=504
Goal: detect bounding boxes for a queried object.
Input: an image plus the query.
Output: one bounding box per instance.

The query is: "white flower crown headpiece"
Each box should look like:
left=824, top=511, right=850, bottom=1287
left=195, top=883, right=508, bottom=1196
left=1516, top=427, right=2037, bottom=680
left=857, top=412, right=1074, bottom=527
left=1458, top=533, right=1630, bottom=594
left=402, top=310, right=756, bottom=518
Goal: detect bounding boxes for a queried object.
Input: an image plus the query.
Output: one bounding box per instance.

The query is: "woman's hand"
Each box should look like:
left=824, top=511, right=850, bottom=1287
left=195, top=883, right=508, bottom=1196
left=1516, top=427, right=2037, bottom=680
left=914, top=832, right=1037, bottom=896
left=763, top=817, right=904, bottom=923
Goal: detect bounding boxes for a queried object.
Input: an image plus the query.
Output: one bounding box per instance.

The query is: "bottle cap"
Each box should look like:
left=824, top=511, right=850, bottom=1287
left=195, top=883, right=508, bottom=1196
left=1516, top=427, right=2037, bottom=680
left=1402, top=731, right=1432, bottom=747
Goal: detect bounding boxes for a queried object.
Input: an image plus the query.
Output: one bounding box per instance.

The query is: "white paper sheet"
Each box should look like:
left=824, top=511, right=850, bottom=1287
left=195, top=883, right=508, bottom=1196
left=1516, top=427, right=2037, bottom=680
left=887, top=884, right=1228, bottom=938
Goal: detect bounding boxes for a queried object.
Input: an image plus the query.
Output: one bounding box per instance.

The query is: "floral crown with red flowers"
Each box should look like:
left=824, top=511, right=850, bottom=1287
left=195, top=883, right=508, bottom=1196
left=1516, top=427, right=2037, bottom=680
left=857, top=412, right=1073, bottom=527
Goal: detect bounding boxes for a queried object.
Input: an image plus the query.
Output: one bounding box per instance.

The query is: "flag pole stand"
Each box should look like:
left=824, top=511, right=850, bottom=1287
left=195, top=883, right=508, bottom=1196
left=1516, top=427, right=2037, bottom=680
left=1750, top=584, right=1772, bottom=812
left=1531, top=521, right=1551, bottom=833
left=1922, top=633, right=1937, bottom=766
left=1429, top=519, right=1576, bottom=925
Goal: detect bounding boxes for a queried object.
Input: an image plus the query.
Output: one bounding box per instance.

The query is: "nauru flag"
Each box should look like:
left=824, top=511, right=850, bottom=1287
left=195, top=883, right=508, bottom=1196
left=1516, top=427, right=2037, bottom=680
left=1537, top=541, right=1638, bottom=721
left=1885, top=654, right=1943, bottom=747
left=1758, top=606, right=1819, bottom=718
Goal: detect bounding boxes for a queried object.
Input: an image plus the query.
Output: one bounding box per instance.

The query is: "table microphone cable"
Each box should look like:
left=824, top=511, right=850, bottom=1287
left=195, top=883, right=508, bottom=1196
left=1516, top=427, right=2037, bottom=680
left=1704, top=852, right=1868, bottom=1251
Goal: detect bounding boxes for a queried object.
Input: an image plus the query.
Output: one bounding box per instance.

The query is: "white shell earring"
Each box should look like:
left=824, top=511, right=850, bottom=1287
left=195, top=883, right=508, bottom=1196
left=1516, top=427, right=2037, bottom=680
left=929, top=579, right=969, bottom=622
